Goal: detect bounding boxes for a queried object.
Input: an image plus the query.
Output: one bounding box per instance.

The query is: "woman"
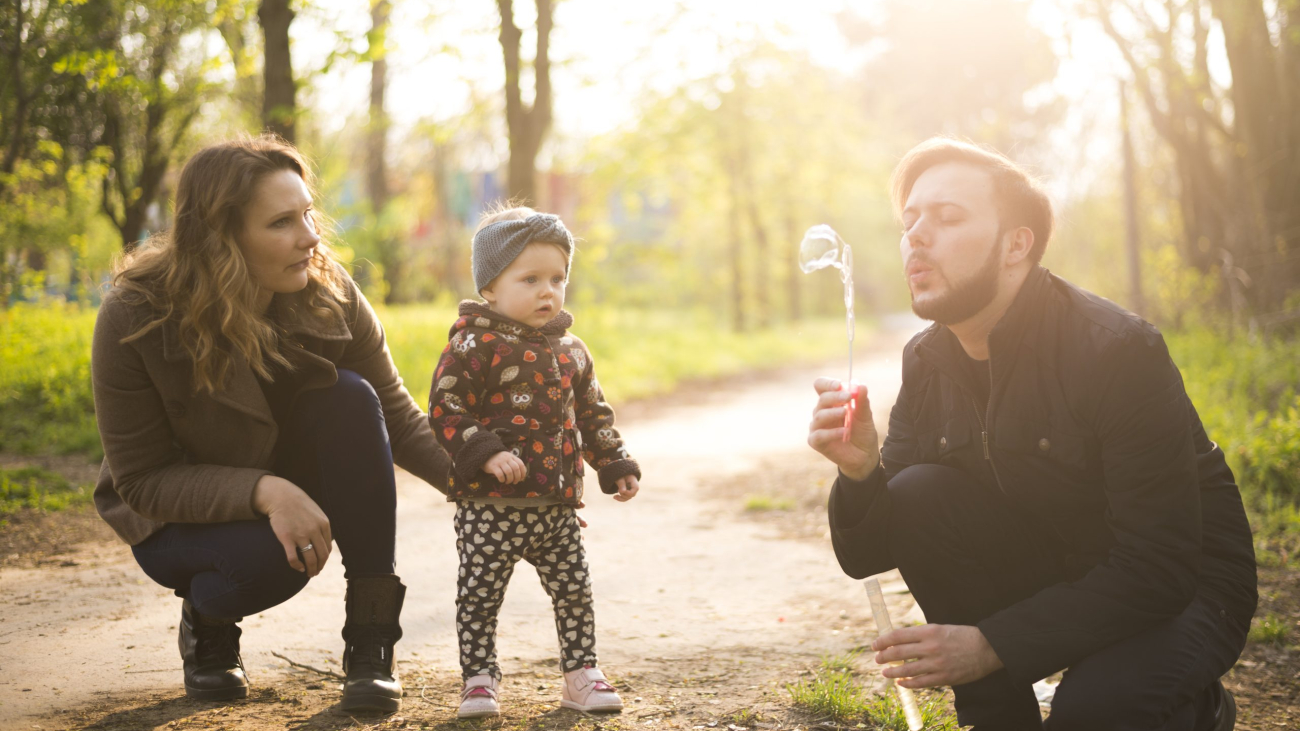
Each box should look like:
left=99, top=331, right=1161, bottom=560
left=90, top=135, right=449, bottom=712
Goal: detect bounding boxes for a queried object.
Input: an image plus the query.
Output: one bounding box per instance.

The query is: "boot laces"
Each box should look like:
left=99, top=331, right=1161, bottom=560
left=346, top=627, right=392, bottom=673
left=197, top=622, right=245, bottom=672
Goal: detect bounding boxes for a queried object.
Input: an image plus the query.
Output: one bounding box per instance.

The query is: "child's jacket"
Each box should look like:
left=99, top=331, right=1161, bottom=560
left=429, top=301, right=640, bottom=504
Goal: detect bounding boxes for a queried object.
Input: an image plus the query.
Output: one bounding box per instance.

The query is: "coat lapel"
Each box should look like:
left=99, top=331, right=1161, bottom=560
left=158, top=288, right=354, bottom=426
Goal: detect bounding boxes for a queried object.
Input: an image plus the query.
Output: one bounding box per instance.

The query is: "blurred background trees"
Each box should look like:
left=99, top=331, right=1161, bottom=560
left=3, top=0, right=1296, bottom=332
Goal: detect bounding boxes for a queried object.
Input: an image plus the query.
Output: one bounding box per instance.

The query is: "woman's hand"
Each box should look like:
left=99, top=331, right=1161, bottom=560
left=252, top=475, right=333, bottom=576
left=483, top=451, right=527, bottom=484
left=613, top=475, right=639, bottom=502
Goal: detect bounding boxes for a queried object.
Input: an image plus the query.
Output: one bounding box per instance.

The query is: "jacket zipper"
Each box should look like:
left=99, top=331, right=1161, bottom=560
left=966, top=373, right=1012, bottom=500
left=967, top=366, right=1072, bottom=549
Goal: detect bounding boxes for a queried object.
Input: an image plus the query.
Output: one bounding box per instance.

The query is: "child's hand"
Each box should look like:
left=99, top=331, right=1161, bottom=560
left=613, top=475, right=639, bottom=502
left=483, top=452, right=527, bottom=484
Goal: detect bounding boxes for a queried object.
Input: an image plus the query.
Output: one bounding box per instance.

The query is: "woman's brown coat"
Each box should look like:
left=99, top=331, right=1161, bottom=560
left=91, top=279, right=450, bottom=545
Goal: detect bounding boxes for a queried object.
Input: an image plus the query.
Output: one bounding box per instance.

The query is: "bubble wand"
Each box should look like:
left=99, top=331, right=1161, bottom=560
left=865, top=578, right=925, bottom=730
left=799, top=225, right=856, bottom=441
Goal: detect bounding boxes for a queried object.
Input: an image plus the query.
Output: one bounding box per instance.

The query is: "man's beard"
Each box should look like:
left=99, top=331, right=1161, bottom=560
left=910, top=235, right=1002, bottom=325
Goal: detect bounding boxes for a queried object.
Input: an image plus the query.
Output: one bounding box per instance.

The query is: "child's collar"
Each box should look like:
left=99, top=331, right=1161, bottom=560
left=456, top=299, right=573, bottom=336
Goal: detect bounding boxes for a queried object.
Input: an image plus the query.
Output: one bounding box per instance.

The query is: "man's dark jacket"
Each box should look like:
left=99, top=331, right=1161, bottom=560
left=829, top=265, right=1257, bottom=687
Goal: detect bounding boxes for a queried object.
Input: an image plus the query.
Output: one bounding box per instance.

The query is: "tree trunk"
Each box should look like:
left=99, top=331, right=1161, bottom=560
left=784, top=203, right=802, bottom=321
left=259, top=0, right=295, bottom=143
left=496, top=0, right=553, bottom=202
left=743, top=180, right=771, bottom=329
left=1119, top=80, right=1144, bottom=318
left=368, top=0, right=402, bottom=302
left=726, top=155, right=745, bottom=333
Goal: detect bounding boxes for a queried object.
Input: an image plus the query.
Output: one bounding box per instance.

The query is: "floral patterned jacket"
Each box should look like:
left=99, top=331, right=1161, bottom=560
left=428, top=301, right=640, bottom=504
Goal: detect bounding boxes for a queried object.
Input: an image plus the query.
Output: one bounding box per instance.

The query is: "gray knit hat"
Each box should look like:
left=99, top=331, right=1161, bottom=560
left=472, top=213, right=574, bottom=292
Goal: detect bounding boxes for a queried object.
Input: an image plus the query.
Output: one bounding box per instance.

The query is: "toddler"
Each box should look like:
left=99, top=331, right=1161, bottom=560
left=428, top=207, right=641, bottom=719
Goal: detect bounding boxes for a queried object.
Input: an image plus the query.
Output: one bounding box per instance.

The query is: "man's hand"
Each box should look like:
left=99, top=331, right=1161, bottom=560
left=613, top=475, right=639, bottom=502
left=808, top=378, right=880, bottom=481
left=873, top=624, right=1004, bottom=689
left=483, top=451, right=527, bottom=484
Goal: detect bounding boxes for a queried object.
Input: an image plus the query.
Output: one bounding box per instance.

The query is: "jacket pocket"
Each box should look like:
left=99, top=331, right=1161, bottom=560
left=916, top=417, right=974, bottom=464
left=993, top=416, right=1093, bottom=472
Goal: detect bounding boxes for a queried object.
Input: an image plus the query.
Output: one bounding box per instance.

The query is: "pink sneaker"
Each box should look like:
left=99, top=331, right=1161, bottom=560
left=561, top=666, right=623, bottom=713
left=457, top=674, right=500, bottom=718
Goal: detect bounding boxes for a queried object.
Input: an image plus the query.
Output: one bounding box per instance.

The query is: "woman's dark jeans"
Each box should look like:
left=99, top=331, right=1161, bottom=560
left=131, top=369, right=398, bottom=619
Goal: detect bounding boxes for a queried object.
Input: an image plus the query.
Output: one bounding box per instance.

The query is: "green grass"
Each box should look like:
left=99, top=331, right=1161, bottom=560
left=0, top=301, right=101, bottom=457
left=1247, top=612, right=1291, bottom=647
left=744, top=494, right=797, bottom=512
left=786, top=653, right=958, bottom=729
left=378, top=302, right=854, bottom=406
left=0, top=466, right=92, bottom=518
left=1166, top=328, right=1300, bottom=564
left=0, top=300, right=854, bottom=459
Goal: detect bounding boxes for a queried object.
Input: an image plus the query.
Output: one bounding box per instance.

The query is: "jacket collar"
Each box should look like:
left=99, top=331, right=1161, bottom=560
left=161, top=288, right=351, bottom=363
left=915, top=264, right=1053, bottom=382
left=158, top=288, right=352, bottom=426
left=454, top=300, right=574, bottom=338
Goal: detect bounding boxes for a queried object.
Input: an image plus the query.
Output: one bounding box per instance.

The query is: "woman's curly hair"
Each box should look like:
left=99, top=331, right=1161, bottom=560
left=112, top=134, right=350, bottom=393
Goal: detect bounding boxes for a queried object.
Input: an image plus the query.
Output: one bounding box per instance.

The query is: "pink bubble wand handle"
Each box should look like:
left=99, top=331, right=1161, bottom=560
left=842, top=382, right=857, bottom=443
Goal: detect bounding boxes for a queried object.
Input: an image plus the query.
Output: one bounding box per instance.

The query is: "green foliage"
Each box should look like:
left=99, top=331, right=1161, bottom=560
left=378, top=303, right=854, bottom=407
left=0, top=467, right=92, bottom=516
left=0, top=302, right=101, bottom=457
left=0, top=142, right=120, bottom=304
left=1247, top=613, right=1291, bottom=647
left=787, top=653, right=957, bottom=729
left=744, top=495, right=796, bottom=512
left=0, top=301, right=851, bottom=459
left=1167, top=328, right=1300, bottom=562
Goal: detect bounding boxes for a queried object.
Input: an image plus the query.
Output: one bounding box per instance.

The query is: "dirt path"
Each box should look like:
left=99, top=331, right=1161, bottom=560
left=0, top=320, right=930, bottom=730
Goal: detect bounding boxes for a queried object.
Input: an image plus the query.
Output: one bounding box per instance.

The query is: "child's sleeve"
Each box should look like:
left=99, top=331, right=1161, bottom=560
left=572, top=342, right=641, bottom=494
left=429, top=328, right=507, bottom=485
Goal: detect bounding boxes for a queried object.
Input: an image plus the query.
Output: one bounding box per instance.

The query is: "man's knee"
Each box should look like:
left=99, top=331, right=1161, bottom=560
left=1046, top=668, right=1171, bottom=731
left=887, top=463, right=979, bottom=528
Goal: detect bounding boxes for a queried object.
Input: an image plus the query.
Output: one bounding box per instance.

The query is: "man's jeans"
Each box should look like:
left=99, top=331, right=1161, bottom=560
left=884, top=464, right=1247, bottom=731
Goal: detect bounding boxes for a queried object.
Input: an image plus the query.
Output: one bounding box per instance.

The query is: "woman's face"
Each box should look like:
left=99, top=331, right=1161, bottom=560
left=238, top=169, right=320, bottom=303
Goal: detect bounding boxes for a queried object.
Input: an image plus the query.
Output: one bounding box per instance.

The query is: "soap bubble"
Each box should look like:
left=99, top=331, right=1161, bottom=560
left=797, top=224, right=857, bottom=383
left=798, top=224, right=847, bottom=274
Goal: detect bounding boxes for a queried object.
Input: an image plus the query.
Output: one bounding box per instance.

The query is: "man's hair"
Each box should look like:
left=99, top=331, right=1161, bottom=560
left=890, top=137, right=1054, bottom=263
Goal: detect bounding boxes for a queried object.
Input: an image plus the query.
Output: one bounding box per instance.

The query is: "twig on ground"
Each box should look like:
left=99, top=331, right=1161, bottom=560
left=418, top=685, right=457, bottom=709
left=270, top=651, right=344, bottom=680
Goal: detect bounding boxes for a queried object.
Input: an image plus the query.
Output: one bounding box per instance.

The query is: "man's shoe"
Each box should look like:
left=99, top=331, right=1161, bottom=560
left=457, top=674, right=501, bottom=718
left=561, top=666, right=623, bottom=713
left=1211, top=680, right=1236, bottom=731
left=178, top=599, right=249, bottom=701
left=340, top=575, right=406, bottom=713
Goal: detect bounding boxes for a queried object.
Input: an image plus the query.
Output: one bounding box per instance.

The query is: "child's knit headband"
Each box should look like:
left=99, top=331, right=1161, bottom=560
left=472, top=213, right=574, bottom=292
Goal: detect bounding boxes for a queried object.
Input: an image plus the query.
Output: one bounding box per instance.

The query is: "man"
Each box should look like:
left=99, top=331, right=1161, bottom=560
left=807, top=138, right=1256, bottom=730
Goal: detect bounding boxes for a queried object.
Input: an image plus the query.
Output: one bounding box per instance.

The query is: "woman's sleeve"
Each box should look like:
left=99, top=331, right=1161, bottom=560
left=91, top=296, right=270, bottom=523
left=339, top=281, right=451, bottom=492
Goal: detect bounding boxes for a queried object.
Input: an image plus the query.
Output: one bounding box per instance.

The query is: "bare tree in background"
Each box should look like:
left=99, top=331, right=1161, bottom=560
left=367, top=0, right=406, bottom=302
left=1091, top=0, right=1300, bottom=323
left=258, top=0, right=295, bottom=142
left=496, top=0, right=553, bottom=202
left=99, top=1, right=209, bottom=251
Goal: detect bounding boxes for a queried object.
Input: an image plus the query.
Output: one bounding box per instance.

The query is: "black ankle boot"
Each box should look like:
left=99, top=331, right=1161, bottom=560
left=178, top=598, right=248, bottom=701
left=340, top=574, right=406, bottom=713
